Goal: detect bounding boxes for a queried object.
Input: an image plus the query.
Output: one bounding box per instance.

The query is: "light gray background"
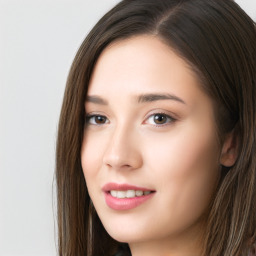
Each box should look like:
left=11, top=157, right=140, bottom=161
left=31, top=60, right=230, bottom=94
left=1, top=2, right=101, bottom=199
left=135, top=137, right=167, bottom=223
left=0, top=1, right=255, bottom=255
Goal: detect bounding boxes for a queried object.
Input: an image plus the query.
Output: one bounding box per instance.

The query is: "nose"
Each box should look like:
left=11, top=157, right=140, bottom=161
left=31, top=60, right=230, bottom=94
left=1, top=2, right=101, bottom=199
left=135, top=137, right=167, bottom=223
left=103, top=124, right=143, bottom=171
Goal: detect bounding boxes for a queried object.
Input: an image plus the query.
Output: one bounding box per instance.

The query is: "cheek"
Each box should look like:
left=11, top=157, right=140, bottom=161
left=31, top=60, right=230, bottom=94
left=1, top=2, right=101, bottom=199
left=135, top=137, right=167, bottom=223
left=144, top=125, right=220, bottom=219
left=81, top=133, right=106, bottom=191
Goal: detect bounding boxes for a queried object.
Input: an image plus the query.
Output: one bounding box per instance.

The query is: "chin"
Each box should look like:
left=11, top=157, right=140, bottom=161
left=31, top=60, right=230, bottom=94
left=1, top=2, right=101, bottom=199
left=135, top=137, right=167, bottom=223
left=103, top=223, right=145, bottom=243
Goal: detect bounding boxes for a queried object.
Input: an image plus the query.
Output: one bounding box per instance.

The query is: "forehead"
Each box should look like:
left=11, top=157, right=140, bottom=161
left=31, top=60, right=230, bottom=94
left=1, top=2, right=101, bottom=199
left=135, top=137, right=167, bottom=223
left=88, top=35, right=201, bottom=95
left=87, top=36, right=210, bottom=110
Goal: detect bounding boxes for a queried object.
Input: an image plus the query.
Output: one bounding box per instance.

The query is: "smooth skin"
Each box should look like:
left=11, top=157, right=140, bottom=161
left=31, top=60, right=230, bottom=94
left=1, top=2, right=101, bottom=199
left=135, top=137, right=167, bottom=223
left=81, top=35, right=237, bottom=256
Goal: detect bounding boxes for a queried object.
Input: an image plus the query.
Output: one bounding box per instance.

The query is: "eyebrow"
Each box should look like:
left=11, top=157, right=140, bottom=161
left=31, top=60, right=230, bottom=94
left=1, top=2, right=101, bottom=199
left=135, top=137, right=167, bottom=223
left=137, top=93, right=186, bottom=104
left=86, top=95, right=108, bottom=105
left=86, top=93, right=186, bottom=105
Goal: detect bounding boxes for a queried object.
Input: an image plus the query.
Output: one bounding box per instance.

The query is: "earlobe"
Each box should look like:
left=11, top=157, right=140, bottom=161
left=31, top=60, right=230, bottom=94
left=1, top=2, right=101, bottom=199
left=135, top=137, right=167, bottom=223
left=220, top=129, right=239, bottom=167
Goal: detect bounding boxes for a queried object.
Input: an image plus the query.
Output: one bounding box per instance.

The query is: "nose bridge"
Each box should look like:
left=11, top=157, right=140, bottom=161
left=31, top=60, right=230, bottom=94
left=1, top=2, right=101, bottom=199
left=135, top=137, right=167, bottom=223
left=103, top=120, right=142, bottom=170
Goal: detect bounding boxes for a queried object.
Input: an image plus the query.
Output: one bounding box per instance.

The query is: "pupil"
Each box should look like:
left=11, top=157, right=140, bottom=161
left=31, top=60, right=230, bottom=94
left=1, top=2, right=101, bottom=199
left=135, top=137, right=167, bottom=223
left=154, top=114, right=166, bottom=124
left=96, top=116, right=106, bottom=124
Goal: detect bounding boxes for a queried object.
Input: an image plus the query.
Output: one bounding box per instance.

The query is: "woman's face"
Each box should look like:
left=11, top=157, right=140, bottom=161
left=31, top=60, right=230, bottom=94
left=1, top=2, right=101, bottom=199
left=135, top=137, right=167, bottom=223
left=81, top=35, right=222, bottom=255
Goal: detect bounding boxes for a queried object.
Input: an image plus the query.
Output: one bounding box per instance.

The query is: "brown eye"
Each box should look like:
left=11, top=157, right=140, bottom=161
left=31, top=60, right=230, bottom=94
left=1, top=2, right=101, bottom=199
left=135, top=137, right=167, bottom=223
left=154, top=114, right=167, bottom=124
left=86, top=115, right=108, bottom=125
left=145, top=113, right=175, bottom=126
left=95, top=116, right=107, bottom=124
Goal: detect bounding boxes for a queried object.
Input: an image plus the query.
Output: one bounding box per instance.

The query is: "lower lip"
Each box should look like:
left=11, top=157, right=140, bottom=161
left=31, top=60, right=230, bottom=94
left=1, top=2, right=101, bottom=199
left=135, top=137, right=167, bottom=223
left=104, top=192, right=155, bottom=210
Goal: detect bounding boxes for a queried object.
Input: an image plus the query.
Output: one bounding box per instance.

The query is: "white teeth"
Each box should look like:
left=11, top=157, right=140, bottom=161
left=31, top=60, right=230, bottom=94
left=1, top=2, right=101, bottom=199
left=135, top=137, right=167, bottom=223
left=110, top=190, right=117, bottom=197
left=109, top=190, right=152, bottom=198
left=135, top=190, right=143, bottom=196
left=126, top=190, right=136, bottom=198
left=117, top=191, right=126, bottom=199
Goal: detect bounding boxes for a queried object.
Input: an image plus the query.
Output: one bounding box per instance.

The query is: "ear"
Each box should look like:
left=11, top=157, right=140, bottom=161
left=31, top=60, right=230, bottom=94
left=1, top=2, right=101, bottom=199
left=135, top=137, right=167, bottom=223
left=220, top=128, right=239, bottom=167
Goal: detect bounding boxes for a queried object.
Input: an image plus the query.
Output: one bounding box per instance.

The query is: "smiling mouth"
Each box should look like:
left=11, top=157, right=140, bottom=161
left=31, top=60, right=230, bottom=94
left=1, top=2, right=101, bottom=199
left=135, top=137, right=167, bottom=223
left=102, top=183, right=156, bottom=210
left=109, top=190, right=153, bottom=199
left=104, top=189, right=155, bottom=210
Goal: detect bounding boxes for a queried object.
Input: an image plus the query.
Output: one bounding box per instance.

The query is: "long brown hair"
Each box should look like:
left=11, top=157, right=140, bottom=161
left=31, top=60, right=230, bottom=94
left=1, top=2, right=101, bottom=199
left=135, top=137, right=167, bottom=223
left=56, top=0, right=256, bottom=255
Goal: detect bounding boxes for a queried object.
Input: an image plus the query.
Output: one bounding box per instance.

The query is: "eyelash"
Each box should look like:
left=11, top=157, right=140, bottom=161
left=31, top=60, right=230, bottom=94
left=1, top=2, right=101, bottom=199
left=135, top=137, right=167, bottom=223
left=85, top=112, right=176, bottom=127
left=85, top=114, right=109, bottom=125
left=144, top=112, right=176, bottom=127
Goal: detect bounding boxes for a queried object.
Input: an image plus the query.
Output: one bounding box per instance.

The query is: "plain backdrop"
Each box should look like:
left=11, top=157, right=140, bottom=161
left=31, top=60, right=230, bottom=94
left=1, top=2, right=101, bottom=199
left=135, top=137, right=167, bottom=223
left=0, top=1, right=255, bottom=255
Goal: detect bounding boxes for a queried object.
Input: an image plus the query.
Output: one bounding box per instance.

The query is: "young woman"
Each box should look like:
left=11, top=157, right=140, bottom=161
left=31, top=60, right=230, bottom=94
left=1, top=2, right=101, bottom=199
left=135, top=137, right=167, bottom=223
left=56, top=0, right=256, bottom=255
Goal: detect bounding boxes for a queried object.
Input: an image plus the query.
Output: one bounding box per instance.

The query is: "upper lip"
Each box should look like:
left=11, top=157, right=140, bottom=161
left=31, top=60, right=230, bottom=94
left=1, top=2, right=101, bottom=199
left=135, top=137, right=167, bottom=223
left=102, top=182, right=155, bottom=192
